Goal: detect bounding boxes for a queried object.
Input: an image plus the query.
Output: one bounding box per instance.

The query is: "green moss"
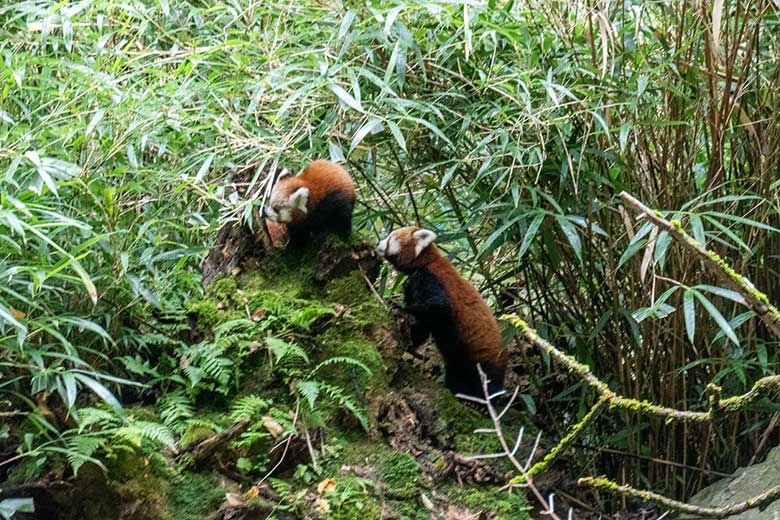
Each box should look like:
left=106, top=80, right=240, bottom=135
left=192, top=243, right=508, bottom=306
left=188, top=299, right=221, bottom=330
left=386, top=499, right=429, bottom=519
left=209, top=276, right=239, bottom=300
left=379, top=452, right=421, bottom=499
left=168, top=471, right=226, bottom=520
left=179, top=423, right=217, bottom=450
left=434, top=389, right=485, bottom=434
left=706, top=249, right=775, bottom=308
left=443, top=484, right=532, bottom=520
left=244, top=289, right=336, bottom=330
left=433, top=388, right=505, bottom=457
left=127, top=406, right=160, bottom=423
left=317, top=333, right=386, bottom=389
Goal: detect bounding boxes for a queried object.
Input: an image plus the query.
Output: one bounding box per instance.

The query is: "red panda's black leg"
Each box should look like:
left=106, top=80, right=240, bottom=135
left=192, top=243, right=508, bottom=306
left=408, top=315, right=432, bottom=347
left=444, top=361, right=505, bottom=401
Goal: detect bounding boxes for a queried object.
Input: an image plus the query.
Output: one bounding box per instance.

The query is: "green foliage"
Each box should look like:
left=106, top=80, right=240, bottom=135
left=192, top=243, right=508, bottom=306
left=0, top=498, right=34, bottom=520
left=228, top=394, right=271, bottom=422
left=326, top=477, right=382, bottom=520
left=167, top=472, right=225, bottom=520
left=1, top=0, right=779, bottom=513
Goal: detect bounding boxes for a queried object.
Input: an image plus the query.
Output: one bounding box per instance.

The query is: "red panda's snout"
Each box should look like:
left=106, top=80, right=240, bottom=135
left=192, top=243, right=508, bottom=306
left=265, top=182, right=310, bottom=224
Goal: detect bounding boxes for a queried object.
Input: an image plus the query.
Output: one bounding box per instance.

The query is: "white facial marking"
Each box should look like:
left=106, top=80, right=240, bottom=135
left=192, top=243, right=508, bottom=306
left=376, top=237, right=388, bottom=257
left=265, top=206, right=279, bottom=222
left=387, top=236, right=401, bottom=256
left=412, top=229, right=437, bottom=257
left=289, top=187, right=309, bottom=214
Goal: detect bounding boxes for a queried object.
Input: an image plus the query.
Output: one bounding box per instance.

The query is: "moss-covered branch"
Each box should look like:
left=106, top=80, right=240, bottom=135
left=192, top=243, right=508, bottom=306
left=619, top=191, right=780, bottom=337
left=502, top=314, right=710, bottom=423
left=579, top=475, right=780, bottom=518
left=504, top=314, right=780, bottom=422
left=502, top=312, right=780, bottom=517
left=511, top=393, right=611, bottom=484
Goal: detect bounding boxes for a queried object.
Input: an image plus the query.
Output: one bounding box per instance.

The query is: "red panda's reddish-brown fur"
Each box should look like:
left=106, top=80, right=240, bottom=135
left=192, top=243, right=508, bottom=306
left=265, top=160, right=356, bottom=244
left=274, top=160, right=355, bottom=214
left=377, top=226, right=507, bottom=396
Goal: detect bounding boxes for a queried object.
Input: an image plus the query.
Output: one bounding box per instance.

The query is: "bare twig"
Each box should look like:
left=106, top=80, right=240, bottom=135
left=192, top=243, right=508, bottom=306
left=457, top=365, right=571, bottom=520
left=186, top=419, right=251, bottom=467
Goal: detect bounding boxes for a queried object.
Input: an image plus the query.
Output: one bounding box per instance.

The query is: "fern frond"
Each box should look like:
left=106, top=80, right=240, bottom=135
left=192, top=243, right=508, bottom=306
left=158, top=392, right=194, bottom=432
left=308, top=356, right=372, bottom=378
left=295, top=381, right=320, bottom=410
left=75, top=407, right=119, bottom=431
left=229, top=395, right=271, bottom=422
left=265, top=337, right=309, bottom=364
left=60, top=435, right=105, bottom=475
left=319, top=383, right=368, bottom=431
left=114, top=420, right=175, bottom=450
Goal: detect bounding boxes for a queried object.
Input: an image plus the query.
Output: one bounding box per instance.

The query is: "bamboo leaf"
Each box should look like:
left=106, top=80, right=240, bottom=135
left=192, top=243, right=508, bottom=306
left=683, top=289, right=695, bottom=344
left=694, top=285, right=745, bottom=304
left=518, top=212, right=545, bottom=260
left=387, top=121, right=406, bottom=152
left=556, top=215, right=582, bottom=263
left=689, top=213, right=706, bottom=247
left=73, top=373, right=123, bottom=412
left=349, top=118, right=383, bottom=152
left=329, top=84, right=365, bottom=113
left=693, top=291, right=739, bottom=346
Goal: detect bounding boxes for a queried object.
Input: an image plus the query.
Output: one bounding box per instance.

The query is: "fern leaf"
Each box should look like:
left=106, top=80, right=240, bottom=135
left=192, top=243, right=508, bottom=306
left=319, top=383, right=368, bottom=431
left=308, top=356, right=372, bottom=378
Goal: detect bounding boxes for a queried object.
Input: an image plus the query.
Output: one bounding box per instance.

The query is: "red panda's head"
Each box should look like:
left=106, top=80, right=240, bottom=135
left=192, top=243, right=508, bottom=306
left=265, top=171, right=309, bottom=224
left=376, top=226, right=438, bottom=272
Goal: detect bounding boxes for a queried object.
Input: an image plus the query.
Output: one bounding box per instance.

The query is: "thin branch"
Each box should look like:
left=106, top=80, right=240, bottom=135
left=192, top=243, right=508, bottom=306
left=515, top=394, right=611, bottom=483
left=503, top=315, right=709, bottom=422
left=459, top=365, right=569, bottom=520
left=579, top=475, right=780, bottom=518
left=619, top=191, right=780, bottom=337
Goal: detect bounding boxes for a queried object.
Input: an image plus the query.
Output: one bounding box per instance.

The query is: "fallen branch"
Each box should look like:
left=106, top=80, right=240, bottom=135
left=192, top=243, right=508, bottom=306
left=186, top=419, right=251, bottom=467
left=619, top=191, right=780, bottom=337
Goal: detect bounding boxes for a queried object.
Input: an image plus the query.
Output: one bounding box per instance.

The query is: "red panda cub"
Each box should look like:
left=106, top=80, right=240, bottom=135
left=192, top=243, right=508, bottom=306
left=376, top=227, right=507, bottom=398
left=264, top=160, right=356, bottom=246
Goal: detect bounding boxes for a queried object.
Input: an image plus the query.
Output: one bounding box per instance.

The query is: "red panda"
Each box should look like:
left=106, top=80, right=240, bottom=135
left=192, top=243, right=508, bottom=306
left=376, top=226, right=507, bottom=398
left=264, top=160, right=356, bottom=246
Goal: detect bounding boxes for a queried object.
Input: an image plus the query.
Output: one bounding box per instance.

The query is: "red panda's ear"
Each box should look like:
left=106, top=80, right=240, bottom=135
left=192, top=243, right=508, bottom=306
left=412, top=229, right=437, bottom=257
left=276, top=168, right=291, bottom=181
left=289, top=187, right=310, bottom=213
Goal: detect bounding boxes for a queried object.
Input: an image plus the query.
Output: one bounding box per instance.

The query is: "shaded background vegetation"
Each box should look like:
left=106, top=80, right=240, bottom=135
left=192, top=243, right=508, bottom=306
left=1, top=0, right=780, bottom=513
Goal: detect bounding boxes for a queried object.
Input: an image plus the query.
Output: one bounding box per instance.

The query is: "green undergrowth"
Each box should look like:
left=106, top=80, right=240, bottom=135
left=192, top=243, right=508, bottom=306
left=50, top=237, right=529, bottom=518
